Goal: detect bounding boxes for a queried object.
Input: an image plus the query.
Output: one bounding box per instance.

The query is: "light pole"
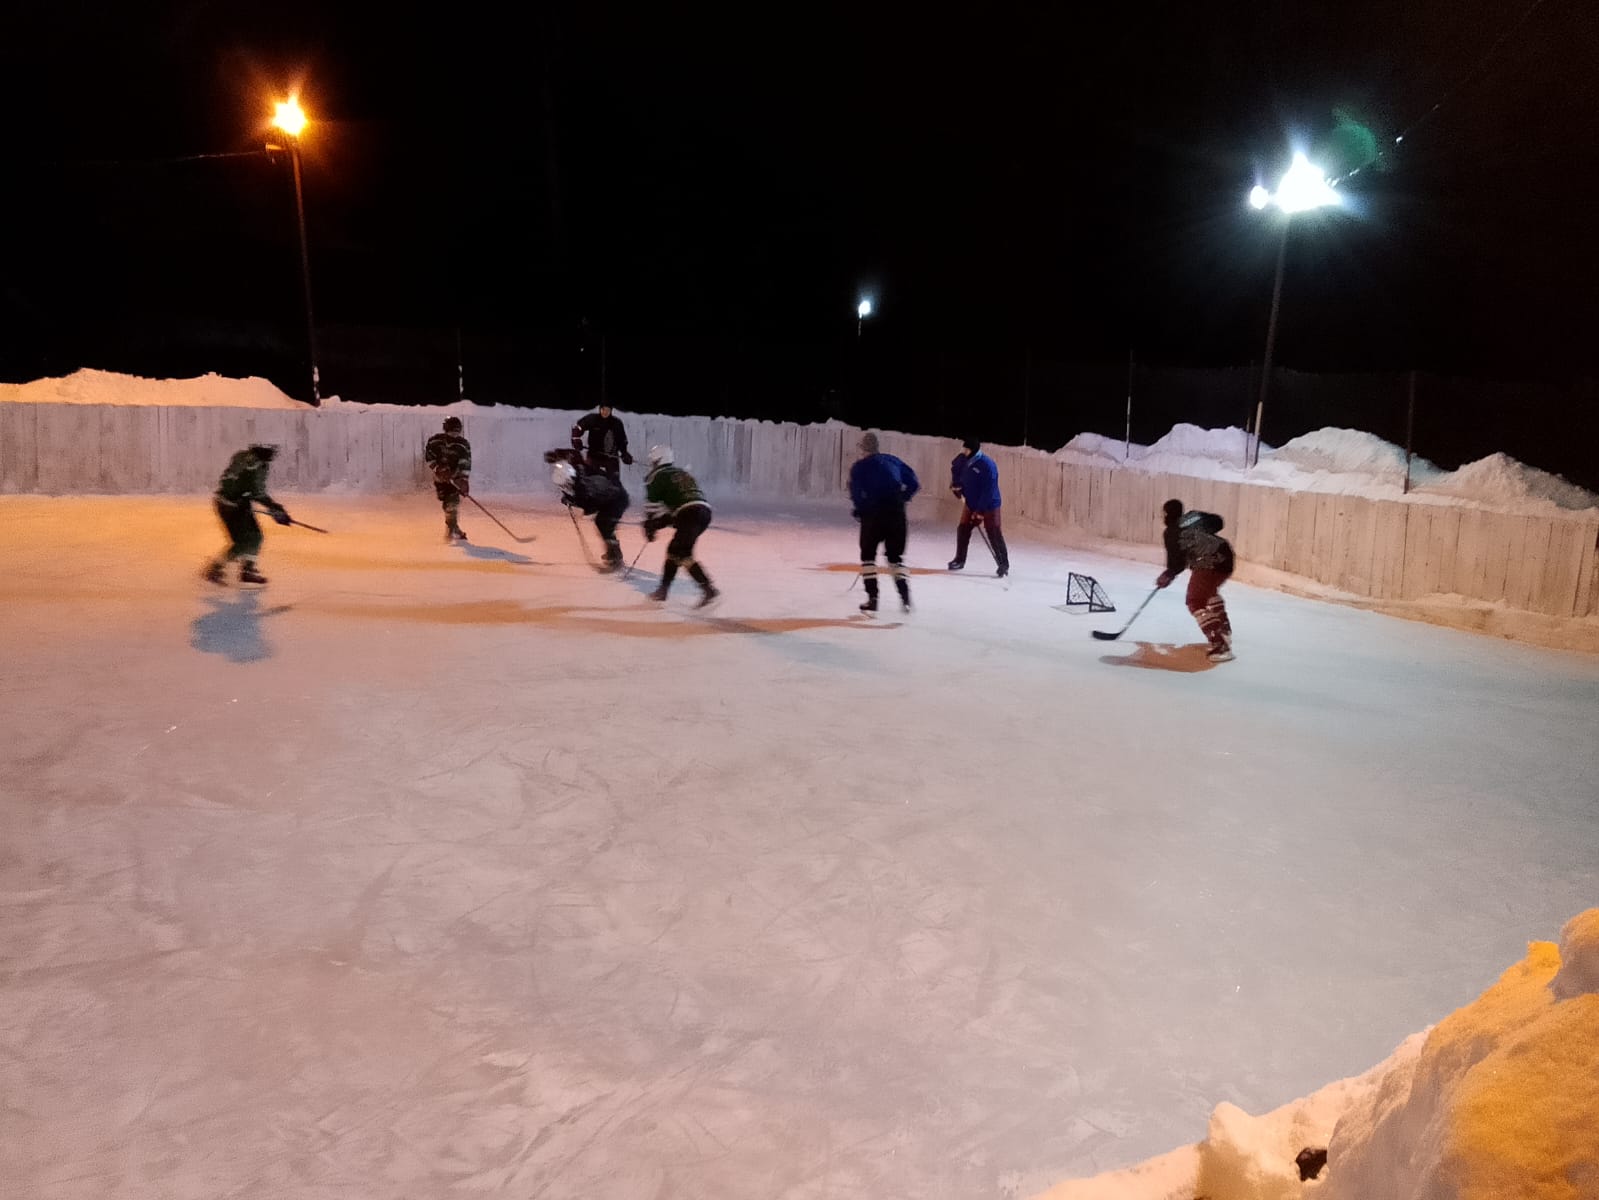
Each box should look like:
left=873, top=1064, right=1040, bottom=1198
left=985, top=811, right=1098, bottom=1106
left=1246, top=152, right=1338, bottom=465
left=271, top=97, right=320, bottom=406
left=856, top=297, right=873, bottom=338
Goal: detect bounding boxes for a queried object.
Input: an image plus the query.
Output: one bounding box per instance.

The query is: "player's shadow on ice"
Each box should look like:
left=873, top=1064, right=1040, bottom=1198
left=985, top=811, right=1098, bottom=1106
left=1099, top=642, right=1217, bottom=673
left=190, top=592, right=292, bottom=663
left=457, top=543, right=535, bottom=565
left=810, top=562, right=954, bottom=577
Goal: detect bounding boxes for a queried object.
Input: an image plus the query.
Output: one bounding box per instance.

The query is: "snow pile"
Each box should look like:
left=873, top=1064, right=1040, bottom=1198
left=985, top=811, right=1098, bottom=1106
left=1414, top=452, right=1599, bottom=514
left=1259, top=428, right=1444, bottom=491
left=1056, top=432, right=1137, bottom=464
left=1035, top=908, right=1599, bottom=1200
left=1321, top=908, right=1599, bottom=1200
left=0, top=368, right=308, bottom=409
left=1135, top=423, right=1259, bottom=477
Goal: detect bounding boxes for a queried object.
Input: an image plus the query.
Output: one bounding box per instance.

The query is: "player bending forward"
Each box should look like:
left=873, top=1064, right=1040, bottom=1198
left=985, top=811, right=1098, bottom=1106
left=641, top=446, right=718, bottom=607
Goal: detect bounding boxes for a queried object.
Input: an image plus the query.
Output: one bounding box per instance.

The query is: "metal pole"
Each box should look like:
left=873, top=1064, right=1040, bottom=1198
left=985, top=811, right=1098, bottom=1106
left=600, top=332, right=608, bottom=407
left=1124, top=348, right=1134, bottom=461
left=1403, top=369, right=1417, bottom=494
left=455, top=327, right=465, bottom=401
left=1253, top=218, right=1289, bottom=467
left=287, top=139, right=320, bottom=405
left=1022, top=343, right=1031, bottom=447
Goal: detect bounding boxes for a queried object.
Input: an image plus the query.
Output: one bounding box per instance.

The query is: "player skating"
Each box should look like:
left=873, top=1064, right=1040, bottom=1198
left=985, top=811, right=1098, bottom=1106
left=947, top=437, right=1009, bottom=578
left=424, top=416, right=472, bottom=542
left=545, top=448, right=630, bottom=571
left=1156, top=498, right=1236, bottom=661
left=848, top=431, right=920, bottom=613
left=641, top=446, right=718, bottom=607
left=201, top=444, right=292, bottom=585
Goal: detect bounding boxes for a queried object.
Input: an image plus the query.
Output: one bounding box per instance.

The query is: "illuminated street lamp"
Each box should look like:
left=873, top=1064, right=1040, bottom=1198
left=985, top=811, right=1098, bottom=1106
left=1247, top=153, right=1339, bottom=464
left=857, top=297, right=873, bottom=338
left=270, top=96, right=320, bottom=405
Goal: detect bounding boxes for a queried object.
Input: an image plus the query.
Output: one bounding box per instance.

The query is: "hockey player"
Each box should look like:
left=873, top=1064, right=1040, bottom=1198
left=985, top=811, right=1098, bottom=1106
left=545, top=448, right=630, bottom=571
left=848, top=431, right=920, bottom=613
left=641, top=445, right=718, bottom=606
left=201, top=444, right=291, bottom=585
left=947, top=437, right=1010, bottom=577
left=1156, top=499, right=1236, bottom=662
left=424, top=416, right=472, bottom=541
left=571, top=404, right=633, bottom=480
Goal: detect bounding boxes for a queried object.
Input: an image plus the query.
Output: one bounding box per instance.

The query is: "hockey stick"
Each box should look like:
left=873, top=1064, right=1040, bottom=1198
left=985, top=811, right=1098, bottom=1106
left=254, top=505, right=328, bottom=534
left=567, top=504, right=599, bottom=567
left=620, top=539, right=650, bottom=580
left=1091, top=587, right=1160, bottom=641
left=462, top=494, right=537, bottom=543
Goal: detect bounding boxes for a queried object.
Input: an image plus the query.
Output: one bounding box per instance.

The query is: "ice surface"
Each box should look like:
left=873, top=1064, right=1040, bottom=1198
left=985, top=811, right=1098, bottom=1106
left=2, top=494, right=1597, bottom=1200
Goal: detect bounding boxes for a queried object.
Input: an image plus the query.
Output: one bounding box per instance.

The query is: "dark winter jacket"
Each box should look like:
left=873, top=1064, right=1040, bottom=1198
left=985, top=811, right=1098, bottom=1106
left=568, top=469, right=629, bottom=519
left=424, top=432, right=472, bottom=486
left=643, top=463, right=709, bottom=532
left=849, top=453, right=920, bottom=516
left=572, top=413, right=631, bottom=465
left=215, top=449, right=278, bottom=509
left=1177, top=511, right=1235, bottom=576
left=951, top=451, right=1002, bottom=512
left=1163, top=523, right=1185, bottom=576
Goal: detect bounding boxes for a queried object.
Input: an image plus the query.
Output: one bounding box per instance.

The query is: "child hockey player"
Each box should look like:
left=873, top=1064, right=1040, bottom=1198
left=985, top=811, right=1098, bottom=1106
left=545, top=448, right=630, bottom=571
left=424, top=416, right=472, bottom=541
left=1156, top=499, right=1236, bottom=661
left=202, top=444, right=291, bottom=585
left=848, top=431, right=920, bottom=613
left=641, top=446, right=718, bottom=607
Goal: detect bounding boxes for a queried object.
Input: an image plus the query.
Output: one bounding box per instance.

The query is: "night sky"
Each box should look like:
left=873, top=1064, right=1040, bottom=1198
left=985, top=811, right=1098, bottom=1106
left=4, top=1, right=1597, bottom=483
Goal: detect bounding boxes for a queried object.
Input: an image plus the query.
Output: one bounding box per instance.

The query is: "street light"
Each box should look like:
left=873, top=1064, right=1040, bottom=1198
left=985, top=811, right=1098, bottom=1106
left=1247, top=152, right=1339, bottom=464
left=857, top=297, right=873, bottom=338
left=270, top=96, right=320, bottom=405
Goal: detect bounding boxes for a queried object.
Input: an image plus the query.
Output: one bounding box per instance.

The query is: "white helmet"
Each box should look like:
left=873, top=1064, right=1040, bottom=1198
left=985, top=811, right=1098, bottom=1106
left=551, top=460, right=577, bottom=493
left=647, top=445, right=674, bottom=468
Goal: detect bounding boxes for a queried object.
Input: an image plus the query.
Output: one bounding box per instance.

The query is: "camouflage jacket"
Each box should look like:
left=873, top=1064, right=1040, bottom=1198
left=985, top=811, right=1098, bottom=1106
left=215, top=450, right=276, bottom=508
left=424, top=432, right=472, bottom=483
left=643, top=463, right=708, bottom=522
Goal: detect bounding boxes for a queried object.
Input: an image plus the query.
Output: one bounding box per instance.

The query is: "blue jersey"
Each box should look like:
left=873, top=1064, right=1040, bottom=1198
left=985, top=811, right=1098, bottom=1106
left=849, top=453, right=920, bottom=515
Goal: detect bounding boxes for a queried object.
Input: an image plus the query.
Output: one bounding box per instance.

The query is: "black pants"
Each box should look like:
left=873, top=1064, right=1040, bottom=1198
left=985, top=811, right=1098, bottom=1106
left=658, top=504, right=714, bottom=593
left=859, top=507, right=910, bottom=602
left=593, top=497, right=627, bottom=544
left=216, top=499, right=263, bottom=559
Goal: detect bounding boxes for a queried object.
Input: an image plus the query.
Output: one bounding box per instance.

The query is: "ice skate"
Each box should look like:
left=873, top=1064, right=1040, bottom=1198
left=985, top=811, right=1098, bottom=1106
left=201, top=561, right=226, bottom=586
left=238, top=564, right=268, bottom=585
left=648, top=586, right=669, bottom=602
left=947, top=559, right=965, bottom=571
left=695, top=586, right=720, bottom=609
left=859, top=594, right=878, bottom=614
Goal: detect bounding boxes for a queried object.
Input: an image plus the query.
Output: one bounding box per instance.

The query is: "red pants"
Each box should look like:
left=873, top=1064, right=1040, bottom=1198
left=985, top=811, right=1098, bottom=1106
left=1186, top=568, right=1232, bottom=649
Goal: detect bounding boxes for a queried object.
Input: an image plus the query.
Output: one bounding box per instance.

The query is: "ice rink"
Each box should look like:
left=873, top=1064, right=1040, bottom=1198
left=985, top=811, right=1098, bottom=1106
left=3, top=493, right=1596, bottom=1199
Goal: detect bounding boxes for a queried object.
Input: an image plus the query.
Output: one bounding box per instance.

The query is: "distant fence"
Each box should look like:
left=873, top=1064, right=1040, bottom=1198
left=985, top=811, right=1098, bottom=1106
left=2, top=401, right=1595, bottom=619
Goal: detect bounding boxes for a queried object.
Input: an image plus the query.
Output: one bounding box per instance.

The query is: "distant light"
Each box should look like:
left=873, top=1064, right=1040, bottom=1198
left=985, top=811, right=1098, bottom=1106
left=1248, top=185, right=1271, bottom=210
left=273, top=98, right=308, bottom=138
left=1395, top=135, right=1404, bottom=144
left=857, top=299, right=873, bottom=318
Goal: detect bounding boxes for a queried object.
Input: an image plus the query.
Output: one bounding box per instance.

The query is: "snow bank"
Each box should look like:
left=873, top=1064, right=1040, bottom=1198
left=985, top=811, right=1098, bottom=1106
left=1415, top=451, right=1599, bottom=514
left=1033, top=909, right=1599, bottom=1200
left=0, top=369, right=307, bottom=409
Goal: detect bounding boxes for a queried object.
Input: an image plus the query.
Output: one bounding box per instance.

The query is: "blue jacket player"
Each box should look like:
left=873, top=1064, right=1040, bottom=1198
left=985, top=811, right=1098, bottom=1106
left=848, top=431, right=920, bottom=613
left=947, top=437, right=1009, bottom=577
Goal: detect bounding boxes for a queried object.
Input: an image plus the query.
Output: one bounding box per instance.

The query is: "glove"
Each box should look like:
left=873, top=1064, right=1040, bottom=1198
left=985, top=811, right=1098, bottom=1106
left=621, top=451, right=634, bottom=466
left=1156, top=571, right=1173, bottom=588
left=561, top=495, right=575, bottom=507
left=454, top=476, right=470, bottom=496
left=643, top=520, right=659, bottom=542
left=271, top=506, right=292, bottom=527
left=950, top=486, right=964, bottom=499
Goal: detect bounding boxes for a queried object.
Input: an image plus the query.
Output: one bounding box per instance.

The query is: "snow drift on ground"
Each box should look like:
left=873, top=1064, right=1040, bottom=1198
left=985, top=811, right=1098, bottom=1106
left=1036, top=909, right=1599, bottom=1200
left=4, top=371, right=1596, bottom=516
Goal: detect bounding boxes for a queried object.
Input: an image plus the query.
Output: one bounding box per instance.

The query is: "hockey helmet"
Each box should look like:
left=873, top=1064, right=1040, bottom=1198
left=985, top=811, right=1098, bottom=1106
left=442, top=416, right=463, bottom=433
left=551, top=459, right=577, bottom=493
left=647, top=445, right=674, bottom=468
left=248, top=443, right=278, bottom=462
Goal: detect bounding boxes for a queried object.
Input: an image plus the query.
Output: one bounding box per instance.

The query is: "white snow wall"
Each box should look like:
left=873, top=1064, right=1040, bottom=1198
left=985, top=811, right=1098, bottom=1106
left=2, top=401, right=1596, bottom=619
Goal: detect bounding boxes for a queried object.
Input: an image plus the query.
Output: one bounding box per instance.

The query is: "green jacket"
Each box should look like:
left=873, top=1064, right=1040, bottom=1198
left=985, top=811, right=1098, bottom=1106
left=424, top=432, right=472, bottom=482
left=216, top=450, right=276, bottom=508
left=644, top=463, right=708, bottom=522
